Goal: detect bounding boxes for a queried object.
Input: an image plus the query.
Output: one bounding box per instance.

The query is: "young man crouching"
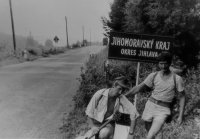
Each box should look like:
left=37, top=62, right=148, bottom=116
left=85, top=76, right=139, bottom=139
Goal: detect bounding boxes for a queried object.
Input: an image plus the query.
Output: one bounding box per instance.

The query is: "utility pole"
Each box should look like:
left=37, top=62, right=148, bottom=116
left=65, top=16, right=69, bottom=48
left=94, top=35, right=95, bottom=45
left=9, top=0, right=16, bottom=52
left=90, top=29, right=91, bottom=46
left=82, top=26, right=84, bottom=46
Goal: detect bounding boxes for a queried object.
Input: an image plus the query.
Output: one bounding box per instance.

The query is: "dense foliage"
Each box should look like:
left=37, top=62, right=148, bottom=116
left=44, top=39, right=54, bottom=48
left=101, top=0, right=128, bottom=37
left=26, top=33, right=39, bottom=48
left=0, top=42, right=24, bottom=66
left=102, top=0, right=200, bottom=72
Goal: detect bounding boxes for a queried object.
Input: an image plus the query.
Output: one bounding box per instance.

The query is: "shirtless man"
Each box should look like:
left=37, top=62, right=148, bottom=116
left=85, top=76, right=139, bottom=139
left=125, top=52, right=186, bottom=139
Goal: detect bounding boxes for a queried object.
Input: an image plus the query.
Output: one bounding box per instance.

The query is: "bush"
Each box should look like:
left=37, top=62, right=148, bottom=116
left=27, top=48, right=39, bottom=56
left=72, top=43, right=80, bottom=48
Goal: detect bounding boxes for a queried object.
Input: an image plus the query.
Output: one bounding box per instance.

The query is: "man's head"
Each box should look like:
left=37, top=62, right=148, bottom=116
left=157, top=51, right=172, bottom=64
left=110, top=76, right=129, bottom=97
left=157, top=52, right=172, bottom=72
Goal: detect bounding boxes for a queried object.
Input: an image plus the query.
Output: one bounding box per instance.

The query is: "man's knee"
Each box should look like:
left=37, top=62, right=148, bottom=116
left=98, top=128, right=113, bottom=139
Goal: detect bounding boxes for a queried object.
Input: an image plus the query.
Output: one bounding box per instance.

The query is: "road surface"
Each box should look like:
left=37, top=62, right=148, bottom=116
left=0, top=45, right=106, bottom=139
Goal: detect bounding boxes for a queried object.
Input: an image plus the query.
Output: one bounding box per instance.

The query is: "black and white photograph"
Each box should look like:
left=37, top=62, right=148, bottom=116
left=0, top=0, right=200, bottom=139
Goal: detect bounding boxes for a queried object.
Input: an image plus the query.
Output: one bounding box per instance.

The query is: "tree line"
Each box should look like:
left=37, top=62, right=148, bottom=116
left=102, top=0, right=200, bottom=73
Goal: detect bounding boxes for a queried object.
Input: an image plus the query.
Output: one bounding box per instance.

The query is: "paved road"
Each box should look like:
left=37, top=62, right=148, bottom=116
left=0, top=45, right=106, bottom=139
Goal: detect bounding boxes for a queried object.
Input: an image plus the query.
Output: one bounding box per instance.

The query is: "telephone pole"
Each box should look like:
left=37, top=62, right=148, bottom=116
left=9, top=0, right=16, bottom=51
left=90, top=29, right=91, bottom=46
left=65, top=16, right=69, bottom=48
left=82, top=26, right=84, bottom=46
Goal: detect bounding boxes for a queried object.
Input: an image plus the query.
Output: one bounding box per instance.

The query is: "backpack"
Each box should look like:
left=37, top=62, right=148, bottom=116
left=151, top=72, right=177, bottom=123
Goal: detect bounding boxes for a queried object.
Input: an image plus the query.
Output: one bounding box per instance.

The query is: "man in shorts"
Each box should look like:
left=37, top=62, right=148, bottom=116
left=125, top=52, right=186, bottom=139
left=85, top=76, right=139, bottom=139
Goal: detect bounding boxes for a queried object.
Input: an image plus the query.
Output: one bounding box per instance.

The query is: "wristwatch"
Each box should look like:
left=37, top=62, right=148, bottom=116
left=129, top=132, right=133, bottom=135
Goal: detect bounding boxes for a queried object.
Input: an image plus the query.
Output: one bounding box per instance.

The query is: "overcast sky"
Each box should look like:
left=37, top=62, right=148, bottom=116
left=0, top=0, right=113, bottom=46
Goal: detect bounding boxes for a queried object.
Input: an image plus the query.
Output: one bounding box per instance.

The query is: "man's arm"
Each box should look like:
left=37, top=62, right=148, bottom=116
left=119, top=96, right=139, bottom=122
left=170, top=66, right=182, bottom=75
left=85, top=89, right=104, bottom=119
left=177, top=90, right=186, bottom=126
left=125, top=82, right=147, bottom=97
left=127, top=119, right=137, bottom=139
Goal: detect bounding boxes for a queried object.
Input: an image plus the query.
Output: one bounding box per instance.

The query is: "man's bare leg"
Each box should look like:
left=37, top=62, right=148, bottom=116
left=98, top=123, right=115, bottom=139
left=146, top=121, right=164, bottom=139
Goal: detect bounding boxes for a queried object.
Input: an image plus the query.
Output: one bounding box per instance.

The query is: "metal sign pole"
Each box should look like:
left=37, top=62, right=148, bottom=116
left=134, top=62, right=140, bottom=107
left=104, top=60, right=109, bottom=88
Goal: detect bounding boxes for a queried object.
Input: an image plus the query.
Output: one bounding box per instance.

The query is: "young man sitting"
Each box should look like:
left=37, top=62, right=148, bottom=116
left=85, top=76, right=139, bottom=139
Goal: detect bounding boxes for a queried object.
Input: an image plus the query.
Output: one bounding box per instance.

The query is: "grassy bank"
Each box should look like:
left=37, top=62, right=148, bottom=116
left=61, top=46, right=200, bottom=139
left=0, top=45, right=67, bottom=68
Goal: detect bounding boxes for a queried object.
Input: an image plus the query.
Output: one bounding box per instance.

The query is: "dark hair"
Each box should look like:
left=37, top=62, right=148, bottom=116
left=157, top=51, right=172, bottom=64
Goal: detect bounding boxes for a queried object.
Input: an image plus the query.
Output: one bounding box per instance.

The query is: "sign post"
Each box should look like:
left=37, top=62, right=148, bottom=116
left=54, top=36, right=59, bottom=53
left=134, top=62, right=140, bottom=106
left=108, top=31, right=174, bottom=107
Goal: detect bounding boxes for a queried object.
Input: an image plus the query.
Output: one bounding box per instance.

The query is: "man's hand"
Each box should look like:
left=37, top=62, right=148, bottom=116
left=177, top=116, right=183, bottom=126
left=91, top=127, right=99, bottom=135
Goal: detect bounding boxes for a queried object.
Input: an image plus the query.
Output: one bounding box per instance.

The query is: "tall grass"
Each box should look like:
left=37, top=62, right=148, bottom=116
left=0, top=32, right=68, bottom=65
left=61, top=46, right=200, bottom=139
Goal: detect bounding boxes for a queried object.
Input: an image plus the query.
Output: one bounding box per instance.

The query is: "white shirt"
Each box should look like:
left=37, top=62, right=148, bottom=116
left=85, top=88, right=139, bottom=123
left=144, top=72, right=184, bottom=102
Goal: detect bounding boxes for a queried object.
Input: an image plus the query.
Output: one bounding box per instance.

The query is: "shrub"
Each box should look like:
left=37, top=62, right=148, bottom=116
left=27, top=48, right=39, bottom=56
left=72, top=43, right=80, bottom=48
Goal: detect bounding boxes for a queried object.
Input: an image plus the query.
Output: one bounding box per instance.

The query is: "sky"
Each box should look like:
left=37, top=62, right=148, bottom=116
left=0, top=0, right=113, bottom=46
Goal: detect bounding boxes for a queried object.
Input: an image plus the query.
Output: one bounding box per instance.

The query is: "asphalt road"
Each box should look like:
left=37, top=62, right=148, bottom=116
left=0, top=45, right=106, bottom=139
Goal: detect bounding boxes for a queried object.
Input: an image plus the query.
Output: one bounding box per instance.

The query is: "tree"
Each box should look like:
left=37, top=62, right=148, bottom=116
left=101, top=0, right=128, bottom=37
left=123, top=0, right=200, bottom=71
left=26, top=32, right=39, bottom=48
left=45, top=39, right=54, bottom=48
left=83, top=39, right=87, bottom=46
left=76, top=40, right=81, bottom=46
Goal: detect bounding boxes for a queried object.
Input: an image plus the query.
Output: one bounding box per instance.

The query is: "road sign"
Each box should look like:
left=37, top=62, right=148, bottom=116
left=54, top=36, right=59, bottom=43
left=108, top=31, right=174, bottom=63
